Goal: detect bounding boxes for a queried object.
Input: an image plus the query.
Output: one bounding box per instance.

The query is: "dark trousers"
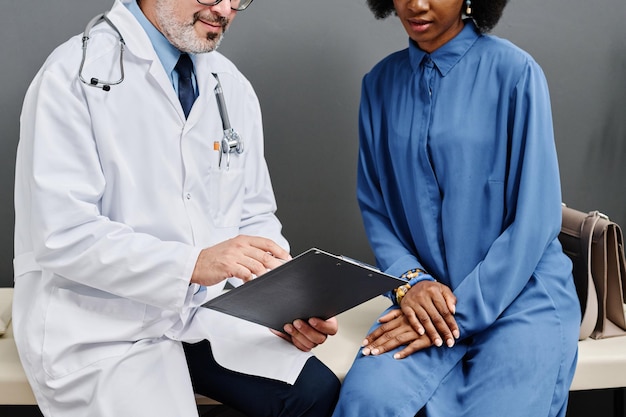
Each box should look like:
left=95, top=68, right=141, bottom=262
left=184, top=340, right=340, bottom=417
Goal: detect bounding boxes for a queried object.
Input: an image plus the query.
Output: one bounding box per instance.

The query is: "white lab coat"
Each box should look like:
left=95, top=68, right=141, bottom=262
left=12, top=1, right=311, bottom=416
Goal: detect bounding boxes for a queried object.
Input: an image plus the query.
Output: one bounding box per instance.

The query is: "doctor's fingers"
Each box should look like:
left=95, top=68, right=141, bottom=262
left=283, top=320, right=327, bottom=352
left=191, top=246, right=263, bottom=285
left=201, top=236, right=289, bottom=278
left=307, top=316, right=338, bottom=337
left=230, top=235, right=291, bottom=266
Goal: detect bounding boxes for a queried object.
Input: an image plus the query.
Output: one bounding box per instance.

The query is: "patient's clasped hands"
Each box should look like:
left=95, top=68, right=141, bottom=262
left=361, top=280, right=459, bottom=359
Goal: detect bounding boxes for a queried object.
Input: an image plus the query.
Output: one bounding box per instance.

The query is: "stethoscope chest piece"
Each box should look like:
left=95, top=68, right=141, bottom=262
left=219, top=127, right=244, bottom=170
left=214, top=74, right=244, bottom=170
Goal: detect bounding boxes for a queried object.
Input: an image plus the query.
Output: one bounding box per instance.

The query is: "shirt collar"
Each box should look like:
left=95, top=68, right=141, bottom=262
left=125, top=0, right=195, bottom=80
left=409, top=19, right=480, bottom=76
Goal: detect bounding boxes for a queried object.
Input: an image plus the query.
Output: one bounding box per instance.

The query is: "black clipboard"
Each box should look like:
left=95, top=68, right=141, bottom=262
left=204, top=248, right=402, bottom=332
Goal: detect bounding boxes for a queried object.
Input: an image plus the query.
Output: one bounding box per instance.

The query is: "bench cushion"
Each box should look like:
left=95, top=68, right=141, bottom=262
left=0, top=288, right=11, bottom=336
left=2, top=286, right=626, bottom=407
left=0, top=288, right=37, bottom=405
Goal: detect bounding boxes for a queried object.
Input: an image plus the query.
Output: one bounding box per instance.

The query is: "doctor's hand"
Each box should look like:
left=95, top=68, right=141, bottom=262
left=361, top=309, right=433, bottom=359
left=271, top=317, right=338, bottom=352
left=401, top=280, right=459, bottom=349
left=190, top=235, right=290, bottom=287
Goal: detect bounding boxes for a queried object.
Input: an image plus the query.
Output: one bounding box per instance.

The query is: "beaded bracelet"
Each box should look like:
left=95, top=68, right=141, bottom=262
left=393, top=268, right=428, bottom=305
left=401, top=268, right=427, bottom=280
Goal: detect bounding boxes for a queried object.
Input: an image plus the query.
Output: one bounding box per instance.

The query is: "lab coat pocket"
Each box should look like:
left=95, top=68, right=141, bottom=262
left=42, top=287, right=145, bottom=379
left=207, top=167, right=244, bottom=228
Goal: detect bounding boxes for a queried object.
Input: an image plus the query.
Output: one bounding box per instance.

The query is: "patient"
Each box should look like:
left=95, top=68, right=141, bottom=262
left=331, top=0, right=580, bottom=416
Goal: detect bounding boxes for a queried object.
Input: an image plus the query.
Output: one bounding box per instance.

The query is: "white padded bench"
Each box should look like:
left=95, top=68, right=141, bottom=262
left=0, top=287, right=35, bottom=406
left=2, top=287, right=626, bottom=408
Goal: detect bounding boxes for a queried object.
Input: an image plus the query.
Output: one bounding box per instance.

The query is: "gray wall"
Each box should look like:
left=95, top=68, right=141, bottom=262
left=1, top=0, right=625, bottom=287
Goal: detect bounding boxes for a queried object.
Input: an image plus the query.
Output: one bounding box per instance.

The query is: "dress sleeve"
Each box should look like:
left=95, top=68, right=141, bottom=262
left=357, top=76, right=429, bottom=278
left=452, top=60, right=565, bottom=337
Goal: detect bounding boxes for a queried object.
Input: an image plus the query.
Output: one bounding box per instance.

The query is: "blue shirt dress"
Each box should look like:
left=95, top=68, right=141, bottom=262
left=332, top=21, right=580, bottom=417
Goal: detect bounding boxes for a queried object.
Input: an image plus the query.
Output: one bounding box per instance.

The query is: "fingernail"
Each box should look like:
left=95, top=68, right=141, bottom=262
left=361, top=339, right=369, bottom=347
left=453, top=329, right=460, bottom=339
left=447, top=338, right=454, bottom=348
left=451, top=305, right=456, bottom=314
left=361, top=347, right=371, bottom=356
left=371, top=348, right=379, bottom=355
left=418, top=327, right=425, bottom=335
left=435, top=338, right=443, bottom=347
left=393, top=353, right=401, bottom=360
left=293, top=320, right=302, bottom=329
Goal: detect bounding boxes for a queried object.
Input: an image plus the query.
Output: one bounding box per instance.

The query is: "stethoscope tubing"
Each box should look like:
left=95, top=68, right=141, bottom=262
left=79, top=13, right=243, bottom=169
left=79, top=13, right=126, bottom=91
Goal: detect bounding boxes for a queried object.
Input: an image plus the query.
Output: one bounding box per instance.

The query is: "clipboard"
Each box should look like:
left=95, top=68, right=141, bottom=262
left=204, top=248, right=402, bottom=332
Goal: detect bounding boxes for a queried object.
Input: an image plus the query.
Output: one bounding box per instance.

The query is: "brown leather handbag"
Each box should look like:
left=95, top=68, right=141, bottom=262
left=559, top=205, right=626, bottom=340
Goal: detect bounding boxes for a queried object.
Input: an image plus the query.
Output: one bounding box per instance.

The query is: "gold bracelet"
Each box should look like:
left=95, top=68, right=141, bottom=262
left=394, top=268, right=428, bottom=305
left=394, top=283, right=412, bottom=305
left=401, top=268, right=427, bottom=280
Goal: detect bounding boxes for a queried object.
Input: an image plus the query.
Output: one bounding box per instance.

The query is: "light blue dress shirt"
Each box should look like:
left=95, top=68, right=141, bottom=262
left=126, top=0, right=198, bottom=95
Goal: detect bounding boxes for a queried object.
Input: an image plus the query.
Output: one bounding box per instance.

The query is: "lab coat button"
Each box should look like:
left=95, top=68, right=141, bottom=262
left=185, top=193, right=192, bottom=200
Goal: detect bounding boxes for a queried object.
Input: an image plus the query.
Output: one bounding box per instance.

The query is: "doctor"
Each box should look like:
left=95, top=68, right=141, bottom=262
left=13, top=0, right=340, bottom=416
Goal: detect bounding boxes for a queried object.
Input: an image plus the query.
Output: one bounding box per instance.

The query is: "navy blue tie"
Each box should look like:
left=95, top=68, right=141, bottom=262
left=175, top=53, right=196, bottom=118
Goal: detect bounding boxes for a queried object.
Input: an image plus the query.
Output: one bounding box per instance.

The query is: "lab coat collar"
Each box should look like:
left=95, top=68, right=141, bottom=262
left=107, top=0, right=156, bottom=63
left=125, top=0, right=183, bottom=78
left=106, top=0, right=221, bottom=124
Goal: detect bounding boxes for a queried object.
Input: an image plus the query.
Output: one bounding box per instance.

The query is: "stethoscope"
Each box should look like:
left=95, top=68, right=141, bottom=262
left=212, top=73, right=244, bottom=169
left=79, top=13, right=244, bottom=169
left=79, top=13, right=125, bottom=91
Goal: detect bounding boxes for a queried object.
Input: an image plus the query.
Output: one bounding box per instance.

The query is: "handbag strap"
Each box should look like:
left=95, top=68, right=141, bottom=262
left=577, top=211, right=600, bottom=338
left=581, top=212, right=601, bottom=289
left=609, top=221, right=626, bottom=304
left=616, top=223, right=626, bottom=304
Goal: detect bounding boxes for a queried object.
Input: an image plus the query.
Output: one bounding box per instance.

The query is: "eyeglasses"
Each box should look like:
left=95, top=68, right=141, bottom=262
left=196, top=0, right=254, bottom=11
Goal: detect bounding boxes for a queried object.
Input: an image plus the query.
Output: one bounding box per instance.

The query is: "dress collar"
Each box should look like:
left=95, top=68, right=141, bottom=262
left=409, top=19, right=480, bottom=76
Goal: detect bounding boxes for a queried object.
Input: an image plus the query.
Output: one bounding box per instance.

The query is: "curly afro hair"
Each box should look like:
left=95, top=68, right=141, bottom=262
left=366, top=0, right=508, bottom=33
